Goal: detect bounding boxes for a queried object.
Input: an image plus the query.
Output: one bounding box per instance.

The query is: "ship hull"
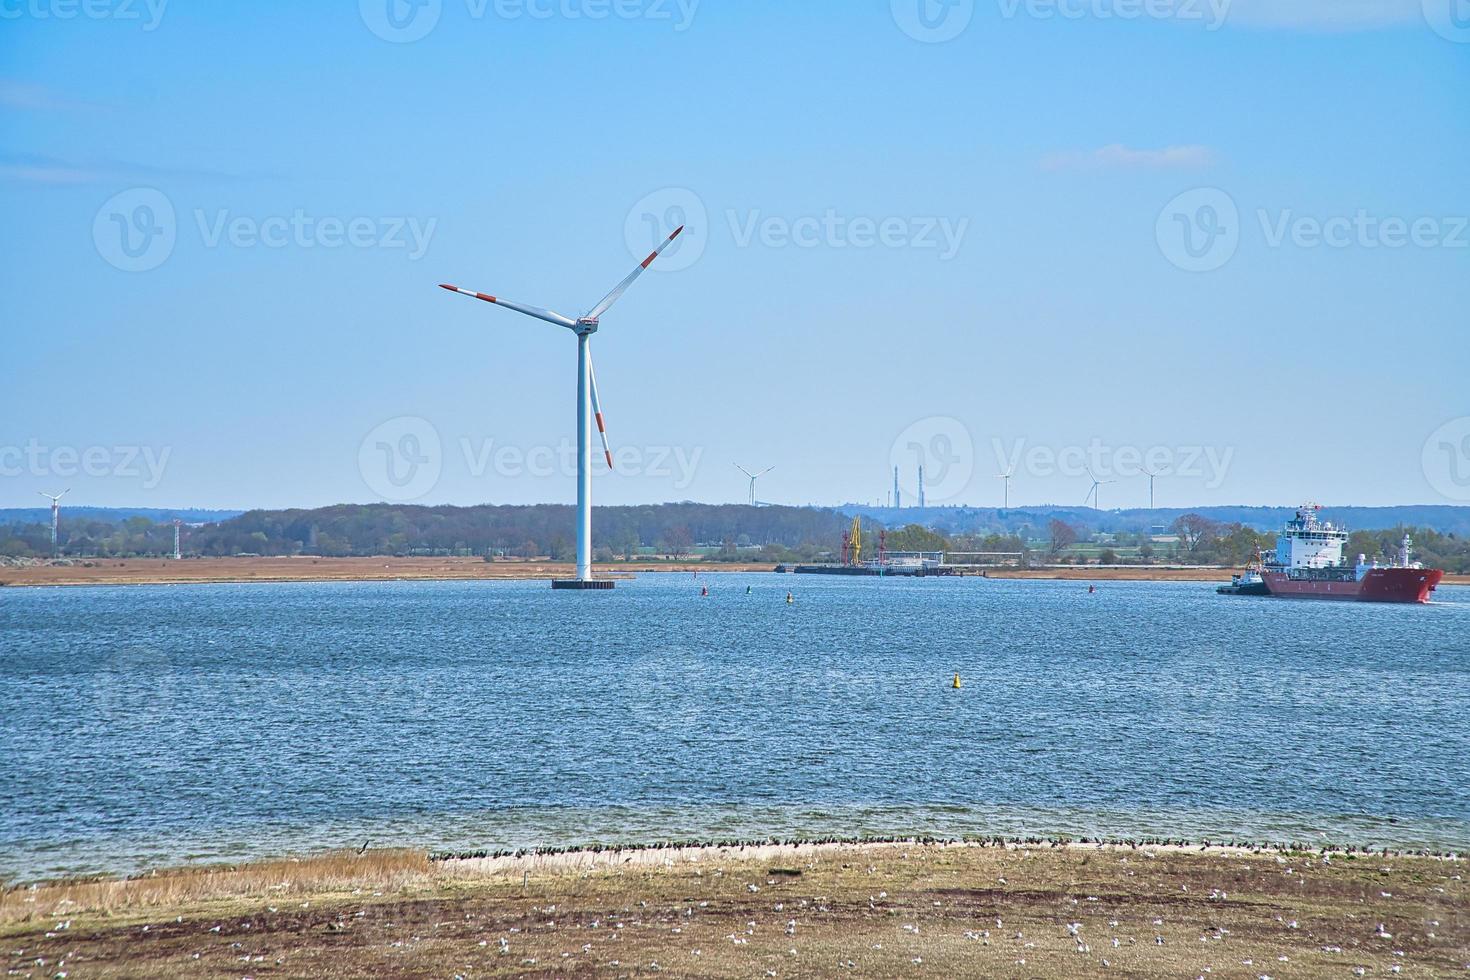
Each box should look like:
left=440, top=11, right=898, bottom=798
left=1262, top=568, right=1443, bottom=603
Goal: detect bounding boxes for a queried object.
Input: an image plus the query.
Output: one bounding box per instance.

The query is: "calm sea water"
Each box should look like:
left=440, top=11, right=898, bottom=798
left=2, top=574, right=1467, bottom=880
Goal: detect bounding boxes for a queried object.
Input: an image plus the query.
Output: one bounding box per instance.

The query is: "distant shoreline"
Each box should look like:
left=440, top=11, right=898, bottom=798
left=2, top=556, right=1466, bottom=588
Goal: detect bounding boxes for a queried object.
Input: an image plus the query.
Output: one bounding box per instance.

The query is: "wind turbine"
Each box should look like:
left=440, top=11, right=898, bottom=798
left=1143, top=465, right=1162, bottom=510
left=1083, top=467, right=1114, bottom=511
left=38, top=489, right=69, bottom=557
left=997, top=468, right=1014, bottom=509
left=735, top=464, right=774, bottom=506
left=439, top=225, right=684, bottom=589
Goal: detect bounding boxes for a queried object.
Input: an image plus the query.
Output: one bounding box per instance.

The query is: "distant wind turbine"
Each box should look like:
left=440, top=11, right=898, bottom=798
left=735, top=464, right=774, bottom=506
left=1143, top=466, right=1163, bottom=510
left=997, top=468, right=1014, bottom=509
left=37, top=487, right=68, bottom=555
left=438, top=224, right=685, bottom=589
left=1083, top=467, right=1115, bottom=511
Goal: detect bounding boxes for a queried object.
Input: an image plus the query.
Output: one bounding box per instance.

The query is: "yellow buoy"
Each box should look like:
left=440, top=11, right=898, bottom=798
left=953, top=673, right=962, bottom=689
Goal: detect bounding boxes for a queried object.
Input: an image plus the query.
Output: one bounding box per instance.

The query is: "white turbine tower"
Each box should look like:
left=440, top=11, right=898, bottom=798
left=439, top=225, right=684, bottom=590
left=735, top=464, right=774, bottom=506
left=1143, top=465, right=1162, bottom=510
left=997, top=468, right=1014, bottom=509
left=1083, top=467, right=1114, bottom=511
left=38, top=489, right=69, bottom=558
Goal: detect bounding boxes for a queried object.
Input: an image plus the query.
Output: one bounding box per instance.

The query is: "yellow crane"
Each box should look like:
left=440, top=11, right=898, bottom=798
left=848, top=515, right=862, bottom=565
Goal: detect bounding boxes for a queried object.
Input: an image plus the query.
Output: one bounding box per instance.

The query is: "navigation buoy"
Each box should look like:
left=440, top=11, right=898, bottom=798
left=786, top=591, right=794, bottom=604
left=1088, top=584, right=1096, bottom=594
left=701, top=586, right=709, bottom=597
left=953, top=673, right=962, bottom=689
left=746, top=585, right=752, bottom=595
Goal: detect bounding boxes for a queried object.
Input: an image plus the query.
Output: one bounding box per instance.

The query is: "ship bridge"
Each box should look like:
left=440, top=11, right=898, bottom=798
left=1275, top=503, right=1349, bottom=569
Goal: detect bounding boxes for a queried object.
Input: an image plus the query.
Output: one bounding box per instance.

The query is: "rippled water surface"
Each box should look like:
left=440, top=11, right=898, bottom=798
left=2, top=575, right=1467, bottom=879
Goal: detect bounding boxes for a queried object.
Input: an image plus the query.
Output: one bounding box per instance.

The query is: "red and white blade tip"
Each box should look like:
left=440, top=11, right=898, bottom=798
left=439, top=284, right=496, bottom=303
left=641, top=226, right=685, bottom=268
left=593, top=410, right=613, bottom=469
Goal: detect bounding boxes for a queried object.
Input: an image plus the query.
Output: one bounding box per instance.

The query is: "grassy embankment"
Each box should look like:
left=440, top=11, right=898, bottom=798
left=4, top=840, right=1465, bottom=978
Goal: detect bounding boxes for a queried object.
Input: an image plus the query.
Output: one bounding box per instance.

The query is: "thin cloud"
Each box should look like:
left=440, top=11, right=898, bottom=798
left=0, top=151, right=253, bottom=185
left=0, top=81, right=102, bottom=113
left=1222, top=0, right=1425, bottom=30
left=0, top=153, right=107, bottom=184
left=1041, top=144, right=1218, bottom=172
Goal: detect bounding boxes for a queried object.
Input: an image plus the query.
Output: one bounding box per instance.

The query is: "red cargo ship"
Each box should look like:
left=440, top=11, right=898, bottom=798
left=1258, top=504, right=1443, bottom=603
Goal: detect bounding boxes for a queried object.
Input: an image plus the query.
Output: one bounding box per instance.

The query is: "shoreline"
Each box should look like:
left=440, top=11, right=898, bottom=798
left=5, top=837, right=1464, bottom=977
left=6, top=833, right=1459, bottom=893
left=5, top=555, right=1464, bottom=589
left=0, top=556, right=770, bottom=588
left=428, top=833, right=1464, bottom=872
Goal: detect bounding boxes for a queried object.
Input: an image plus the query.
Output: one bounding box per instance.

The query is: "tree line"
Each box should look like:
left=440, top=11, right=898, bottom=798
left=3, top=505, right=1467, bottom=573
left=0, top=504, right=852, bottom=563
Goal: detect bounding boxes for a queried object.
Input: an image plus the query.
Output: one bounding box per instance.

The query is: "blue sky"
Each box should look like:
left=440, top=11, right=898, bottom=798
left=2, top=0, right=1467, bottom=512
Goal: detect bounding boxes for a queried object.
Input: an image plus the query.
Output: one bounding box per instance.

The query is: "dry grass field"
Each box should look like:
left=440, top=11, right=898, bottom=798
left=0, top=556, right=771, bottom=588
left=11, top=556, right=1460, bottom=589
left=4, top=841, right=1465, bottom=978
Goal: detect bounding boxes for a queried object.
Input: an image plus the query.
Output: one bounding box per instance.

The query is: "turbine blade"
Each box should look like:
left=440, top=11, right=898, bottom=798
left=735, top=464, right=755, bottom=479
left=438, top=284, right=577, bottom=329
left=585, top=225, right=684, bottom=321
left=587, top=344, right=613, bottom=469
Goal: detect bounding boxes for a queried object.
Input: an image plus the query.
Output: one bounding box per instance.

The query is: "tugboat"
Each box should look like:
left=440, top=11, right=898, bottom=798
left=1254, top=504, right=1443, bottom=603
left=1217, top=566, right=1269, bottom=596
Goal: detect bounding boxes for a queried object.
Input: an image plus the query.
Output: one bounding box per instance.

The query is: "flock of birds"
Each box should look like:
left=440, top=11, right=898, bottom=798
left=428, top=833, right=1460, bottom=864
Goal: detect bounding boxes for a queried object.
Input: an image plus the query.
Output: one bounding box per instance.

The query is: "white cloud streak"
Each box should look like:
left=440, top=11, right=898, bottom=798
left=1040, top=144, right=1219, bottom=172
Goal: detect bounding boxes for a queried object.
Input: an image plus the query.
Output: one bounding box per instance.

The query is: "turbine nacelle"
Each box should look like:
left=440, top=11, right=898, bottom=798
left=575, top=317, right=600, bottom=335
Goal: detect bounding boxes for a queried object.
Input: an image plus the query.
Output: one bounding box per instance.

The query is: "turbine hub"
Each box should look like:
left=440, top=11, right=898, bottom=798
left=576, top=317, right=600, bottom=335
